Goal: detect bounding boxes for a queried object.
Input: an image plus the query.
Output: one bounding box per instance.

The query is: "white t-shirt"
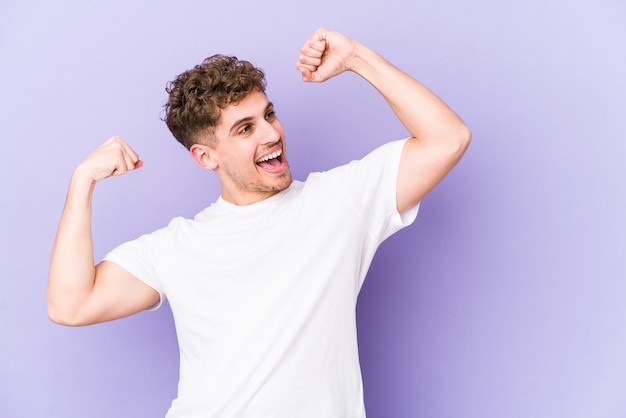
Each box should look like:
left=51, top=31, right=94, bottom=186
left=104, top=139, right=418, bottom=417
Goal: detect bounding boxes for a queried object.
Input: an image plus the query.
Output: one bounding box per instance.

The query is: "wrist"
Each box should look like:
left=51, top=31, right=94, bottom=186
left=69, top=166, right=97, bottom=194
left=346, top=41, right=381, bottom=77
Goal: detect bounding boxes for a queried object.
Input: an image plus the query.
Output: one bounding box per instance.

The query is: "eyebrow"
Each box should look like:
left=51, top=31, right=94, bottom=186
left=228, top=102, right=274, bottom=136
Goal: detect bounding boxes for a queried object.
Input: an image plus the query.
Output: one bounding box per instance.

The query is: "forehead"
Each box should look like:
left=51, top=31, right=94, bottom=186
left=219, top=90, right=270, bottom=124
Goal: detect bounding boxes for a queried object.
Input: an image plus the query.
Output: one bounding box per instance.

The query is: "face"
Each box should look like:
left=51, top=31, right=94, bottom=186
left=196, top=90, right=292, bottom=205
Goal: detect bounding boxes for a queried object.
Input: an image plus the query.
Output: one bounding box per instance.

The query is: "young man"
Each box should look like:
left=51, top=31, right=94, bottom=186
left=48, top=28, right=470, bottom=417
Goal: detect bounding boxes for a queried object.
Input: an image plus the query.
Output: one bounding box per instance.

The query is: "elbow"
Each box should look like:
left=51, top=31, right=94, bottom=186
left=47, top=278, right=95, bottom=326
left=47, top=300, right=86, bottom=327
left=447, top=123, right=471, bottom=161
left=456, top=123, right=472, bottom=154
left=48, top=312, right=85, bottom=327
left=47, top=289, right=68, bottom=325
left=47, top=304, right=73, bottom=326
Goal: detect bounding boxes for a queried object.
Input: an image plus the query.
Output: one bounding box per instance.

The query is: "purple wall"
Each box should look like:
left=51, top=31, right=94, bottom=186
left=1, top=0, right=625, bottom=416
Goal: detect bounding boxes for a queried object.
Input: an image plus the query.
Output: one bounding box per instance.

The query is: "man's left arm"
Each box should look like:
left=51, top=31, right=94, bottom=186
left=296, top=28, right=471, bottom=213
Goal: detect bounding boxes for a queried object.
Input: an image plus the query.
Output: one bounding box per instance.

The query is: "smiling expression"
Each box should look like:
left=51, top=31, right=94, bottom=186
left=192, top=90, right=292, bottom=205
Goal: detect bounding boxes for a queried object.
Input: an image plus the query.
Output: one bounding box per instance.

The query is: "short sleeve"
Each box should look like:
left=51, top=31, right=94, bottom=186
left=103, top=232, right=165, bottom=311
left=326, top=139, right=419, bottom=243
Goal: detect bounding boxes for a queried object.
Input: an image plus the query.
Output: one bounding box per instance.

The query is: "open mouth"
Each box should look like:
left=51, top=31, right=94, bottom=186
left=256, top=149, right=284, bottom=171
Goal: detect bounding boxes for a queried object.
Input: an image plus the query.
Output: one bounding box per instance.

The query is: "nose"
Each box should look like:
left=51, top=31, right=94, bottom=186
left=260, top=118, right=281, bottom=145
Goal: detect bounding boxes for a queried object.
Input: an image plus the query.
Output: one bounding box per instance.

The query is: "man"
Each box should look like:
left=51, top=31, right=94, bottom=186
left=48, top=28, right=470, bottom=417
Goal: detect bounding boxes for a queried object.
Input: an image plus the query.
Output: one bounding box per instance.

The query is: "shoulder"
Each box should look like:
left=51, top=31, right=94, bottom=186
left=306, top=139, right=409, bottom=185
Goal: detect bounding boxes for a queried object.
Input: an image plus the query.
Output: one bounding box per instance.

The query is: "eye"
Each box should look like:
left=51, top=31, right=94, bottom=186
left=238, top=124, right=252, bottom=135
left=265, top=110, right=276, bottom=120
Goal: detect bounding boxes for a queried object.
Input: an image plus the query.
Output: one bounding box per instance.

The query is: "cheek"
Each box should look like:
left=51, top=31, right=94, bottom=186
left=230, top=145, right=257, bottom=168
left=275, top=121, right=285, bottom=136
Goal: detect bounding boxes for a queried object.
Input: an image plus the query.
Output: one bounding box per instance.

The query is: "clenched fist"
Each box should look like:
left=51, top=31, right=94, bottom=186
left=295, top=28, right=359, bottom=83
left=75, top=136, right=143, bottom=183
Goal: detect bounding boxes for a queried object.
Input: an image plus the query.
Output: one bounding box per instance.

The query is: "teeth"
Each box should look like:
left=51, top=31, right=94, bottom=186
left=257, top=149, right=282, bottom=163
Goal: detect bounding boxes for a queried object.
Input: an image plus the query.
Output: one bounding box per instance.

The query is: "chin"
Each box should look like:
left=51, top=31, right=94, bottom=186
left=272, top=175, right=293, bottom=193
left=267, top=168, right=292, bottom=191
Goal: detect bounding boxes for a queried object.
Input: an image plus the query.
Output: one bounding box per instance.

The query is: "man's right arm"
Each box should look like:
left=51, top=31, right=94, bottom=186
left=47, top=136, right=160, bottom=326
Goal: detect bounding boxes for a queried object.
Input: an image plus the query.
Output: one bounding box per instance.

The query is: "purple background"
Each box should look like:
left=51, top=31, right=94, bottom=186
left=1, top=0, right=625, bottom=417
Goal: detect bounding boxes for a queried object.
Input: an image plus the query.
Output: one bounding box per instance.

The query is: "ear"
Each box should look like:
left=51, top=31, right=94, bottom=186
left=190, top=143, right=218, bottom=170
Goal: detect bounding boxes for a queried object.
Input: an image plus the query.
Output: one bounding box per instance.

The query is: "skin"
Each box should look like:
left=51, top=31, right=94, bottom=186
left=295, top=29, right=471, bottom=213
left=189, top=91, right=292, bottom=206
left=47, top=28, right=470, bottom=326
